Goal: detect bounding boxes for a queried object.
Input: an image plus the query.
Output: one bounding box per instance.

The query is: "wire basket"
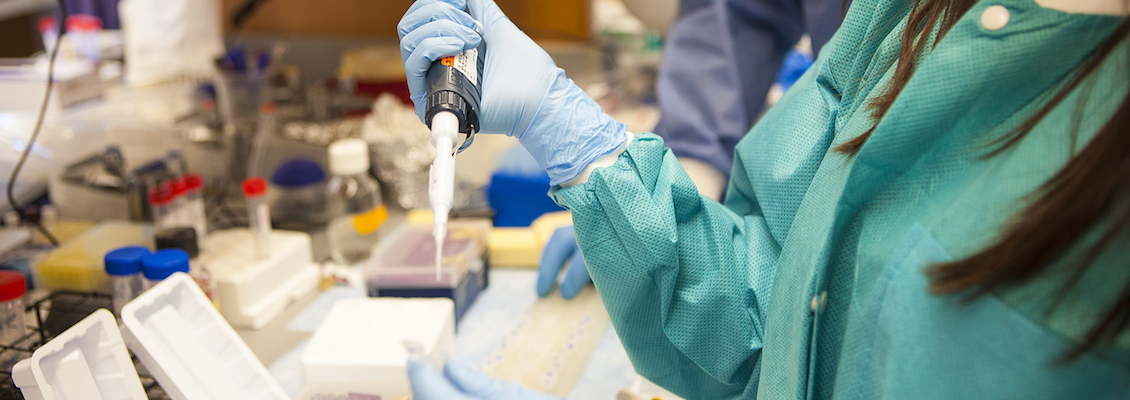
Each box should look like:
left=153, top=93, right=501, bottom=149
left=0, top=291, right=170, bottom=399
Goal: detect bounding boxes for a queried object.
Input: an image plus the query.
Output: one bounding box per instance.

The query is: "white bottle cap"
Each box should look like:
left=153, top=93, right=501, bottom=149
left=328, top=138, right=371, bottom=176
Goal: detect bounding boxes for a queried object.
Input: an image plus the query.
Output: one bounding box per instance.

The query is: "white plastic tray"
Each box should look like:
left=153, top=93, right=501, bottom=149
left=120, top=272, right=288, bottom=400
left=12, top=308, right=147, bottom=400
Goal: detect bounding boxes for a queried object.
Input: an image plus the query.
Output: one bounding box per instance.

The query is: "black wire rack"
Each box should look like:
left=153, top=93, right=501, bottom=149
left=0, top=291, right=170, bottom=399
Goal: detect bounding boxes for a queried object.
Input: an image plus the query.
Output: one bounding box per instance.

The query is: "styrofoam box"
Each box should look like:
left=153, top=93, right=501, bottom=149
left=12, top=309, right=147, bottom=400
left=198, top=228, right=320, bottom=329
left=300, top=297, right=455, bottom=398
left=120, top=272, right=288, bottom=400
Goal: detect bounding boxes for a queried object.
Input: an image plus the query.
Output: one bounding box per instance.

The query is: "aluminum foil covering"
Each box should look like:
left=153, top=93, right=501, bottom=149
left=282, top=118, right=364, bottom=146
left=361, top=94, right=434, bottom=209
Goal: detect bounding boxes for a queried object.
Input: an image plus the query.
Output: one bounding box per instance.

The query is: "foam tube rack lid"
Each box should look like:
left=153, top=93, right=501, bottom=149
left=12, top=309, right=147, bottom=400
left=120, top=272, right=288, bottom=400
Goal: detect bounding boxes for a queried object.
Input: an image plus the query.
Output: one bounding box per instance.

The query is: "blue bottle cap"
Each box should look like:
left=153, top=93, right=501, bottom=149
left=271, top=159, right=326, bottom=188
left=142, top=249, right=191, bottom=281
left=104, top=246, right=150, bottom=276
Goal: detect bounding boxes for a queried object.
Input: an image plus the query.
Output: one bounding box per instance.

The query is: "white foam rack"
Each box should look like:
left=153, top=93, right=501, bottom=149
left=12, top=272, right=458, bottom=399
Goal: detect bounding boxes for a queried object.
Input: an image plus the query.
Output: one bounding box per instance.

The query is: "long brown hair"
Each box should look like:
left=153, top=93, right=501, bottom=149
left=837, top=0, right=1130, bottom=359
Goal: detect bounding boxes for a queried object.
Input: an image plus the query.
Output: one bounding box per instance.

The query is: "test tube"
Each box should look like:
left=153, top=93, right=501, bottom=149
left=184, top=173, right=208, bottom=241
left=0, top=271, right=26, bottom=368
left=168, top=176, right=189, bottom=227
left=141, top=249, right=190, bottom=290
left=148, top=184, right=174, bottom=230
left=104, top=246, right=149, bottom=317
left=243, top=177, right=271, bottom=259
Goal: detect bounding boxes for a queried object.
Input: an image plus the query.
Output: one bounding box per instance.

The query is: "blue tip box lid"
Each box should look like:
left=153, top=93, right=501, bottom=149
left=104, top=246, right=150, bottom=276
left=142, top=249, right=191, bottom=281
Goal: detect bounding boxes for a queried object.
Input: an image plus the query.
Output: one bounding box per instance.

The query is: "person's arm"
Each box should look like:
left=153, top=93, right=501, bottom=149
left=654, top=0, right=806, bottom=185
left=552, top=50, right=840, bottom=397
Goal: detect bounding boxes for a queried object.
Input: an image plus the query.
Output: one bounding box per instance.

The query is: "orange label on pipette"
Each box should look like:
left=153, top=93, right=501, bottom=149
left=352, top=205, right=388, bottom=235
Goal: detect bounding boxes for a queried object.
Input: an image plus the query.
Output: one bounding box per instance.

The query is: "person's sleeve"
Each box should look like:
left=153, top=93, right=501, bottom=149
left=653, top=0, right=806, bottom=178
left=549, top=36, right=844, bottom=397
left=551, top=133, right=777, bottom=399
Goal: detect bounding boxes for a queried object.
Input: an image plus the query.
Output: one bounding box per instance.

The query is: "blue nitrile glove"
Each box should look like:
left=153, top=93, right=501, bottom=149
left=399, top=0, right=628, bottom=185
left=537, top=226, right=590, bottom=300
left=408, top=358, right=562, bottom=400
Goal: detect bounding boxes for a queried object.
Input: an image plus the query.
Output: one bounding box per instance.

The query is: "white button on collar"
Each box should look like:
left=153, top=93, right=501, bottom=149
left=981, top=5, right=1010, bottom=31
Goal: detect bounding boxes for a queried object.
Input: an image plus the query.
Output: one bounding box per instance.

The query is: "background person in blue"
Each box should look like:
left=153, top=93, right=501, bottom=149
left=539, top=0, right=846, bottom=300
left=400, top=0, right=1130, bottom=398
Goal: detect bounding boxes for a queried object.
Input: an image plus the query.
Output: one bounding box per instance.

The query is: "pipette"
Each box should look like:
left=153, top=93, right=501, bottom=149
left=422, top=19, right=485, bottom=281
left=429, top=111, right=458, bottom=280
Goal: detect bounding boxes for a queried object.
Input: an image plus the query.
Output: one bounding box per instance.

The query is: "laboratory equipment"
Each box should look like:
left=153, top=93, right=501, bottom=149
left=299, top=297, right=454, bottom=399
left=487, top=147, right=564, bottom=227
left=12, top=309, right=148, bottom=400
left=326, top=139, right=386, bottom=264
left=269, top=159, right=328, bottom=228
left=419, top=5, right=486, bottom=279
left=148, top=184, right=174, bottom=230
left=103, top=246, right=149, bottom=317
left=38, top=16, right=59, bottom=53
left=0, top=58, right=102, bottom=112
left=155, top=227, right=215, bottom=302
left=183, top=173, right=207, bottom=239
left=242, top=177, right=271, bottom=259
left=141, top=249, right=190, bottom=290
left=363, top=221, right=489, bottom=322
left=489, top=211, right=573, bottom=268
left=249, top=103, right=278, bottom=177
left=120, top=273, right=289, bottom=400
left=198, top=228, right=319, bottom=329
left=0, top=271, right=26, bottom=369
left=36, top=221, right=154, bottom=293
left=168, top=176, right=189, bottom=227
left=66, top=15, right=103, bottom=64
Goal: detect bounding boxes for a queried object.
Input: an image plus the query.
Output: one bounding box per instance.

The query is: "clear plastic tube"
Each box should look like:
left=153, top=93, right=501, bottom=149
left=0, top=270, right=26, bottom=368
left=110, top=275, right=136, bottom=316
left=149, top=184, right=175, bottom=230
left=243, top=177, right=271, bottom=259
left=169, top=177, right=190, bottom=228
left=184, top=173, right=208, bottom=240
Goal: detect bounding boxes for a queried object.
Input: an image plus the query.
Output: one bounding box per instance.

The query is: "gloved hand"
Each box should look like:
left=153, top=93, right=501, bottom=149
left=408, top=358, right=561, bottom=400
left=399, top=0, right=629, bottom=185
left=537, top=226, right=590, bottom=300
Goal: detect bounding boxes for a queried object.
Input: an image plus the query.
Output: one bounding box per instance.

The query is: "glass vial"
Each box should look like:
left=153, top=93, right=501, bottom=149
left=326, top=139, right=387, bottom=264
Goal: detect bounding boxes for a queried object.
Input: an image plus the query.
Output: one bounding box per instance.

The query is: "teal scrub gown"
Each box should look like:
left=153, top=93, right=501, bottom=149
left=550, top=0, right=1130, bottom=398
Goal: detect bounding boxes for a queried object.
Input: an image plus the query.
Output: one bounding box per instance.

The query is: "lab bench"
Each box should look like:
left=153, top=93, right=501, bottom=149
left=237, top=267, right=640, bottom=399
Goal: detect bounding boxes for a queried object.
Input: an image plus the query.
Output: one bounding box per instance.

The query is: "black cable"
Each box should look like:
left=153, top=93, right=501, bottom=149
left=7, top=0, right=67, bottom=246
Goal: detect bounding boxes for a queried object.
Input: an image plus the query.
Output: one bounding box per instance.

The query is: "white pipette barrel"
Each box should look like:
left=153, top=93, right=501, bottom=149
left=429, top=111, right=459, bottom=281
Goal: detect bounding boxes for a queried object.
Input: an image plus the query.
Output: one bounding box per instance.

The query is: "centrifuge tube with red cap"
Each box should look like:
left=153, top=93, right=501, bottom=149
left=168, top=176, right=189, bottom=227
left=184, top=173, right=207, bottom=240
left=148, top=184, right=175, bottom=230
left=243, top=177, right=271, bottom=259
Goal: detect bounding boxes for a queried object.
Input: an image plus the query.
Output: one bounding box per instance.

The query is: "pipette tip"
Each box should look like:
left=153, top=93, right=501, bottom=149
left=433, top=225, right=445, bottom=282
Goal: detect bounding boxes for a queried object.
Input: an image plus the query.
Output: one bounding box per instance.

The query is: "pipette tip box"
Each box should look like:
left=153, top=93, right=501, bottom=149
left=299, top=297, right=455, bottom=398
left=362, top=221, right=490, bottom=324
